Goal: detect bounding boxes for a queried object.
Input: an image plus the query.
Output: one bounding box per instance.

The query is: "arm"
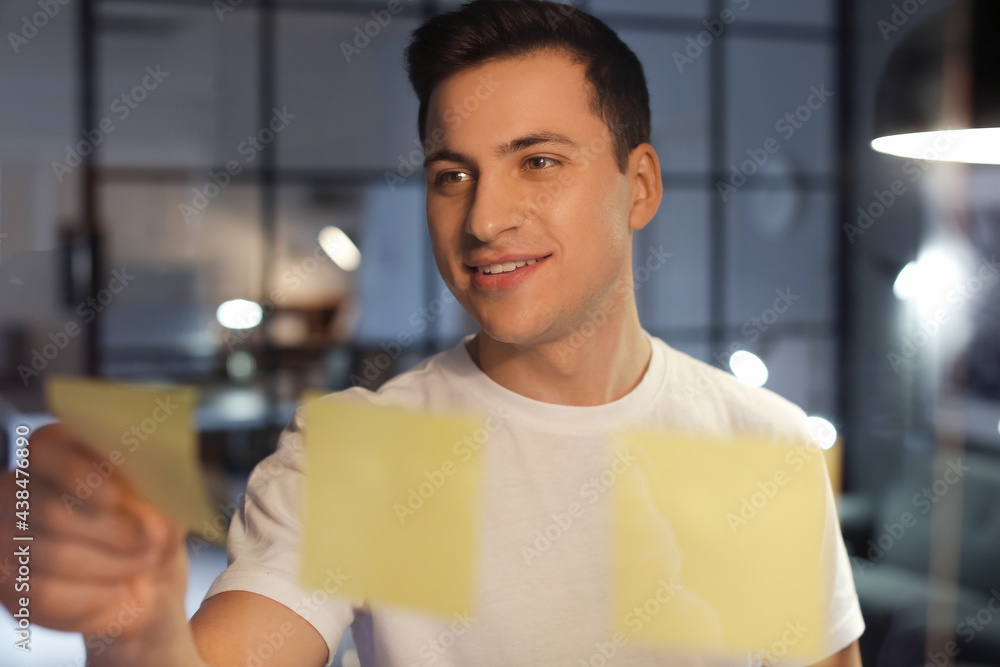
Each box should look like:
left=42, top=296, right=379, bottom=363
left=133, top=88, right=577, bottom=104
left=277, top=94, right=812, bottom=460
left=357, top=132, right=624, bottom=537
left=0, top=424, right=328, bottom=667
left=190, top=591, right=329, bottom=667
left=807, top=640, right=862, bottom=667
left=189, top=409, right=346, bottom=667
left=76, top=579, right=330, bottom=667
left=0, top=424, right=202, bottom=667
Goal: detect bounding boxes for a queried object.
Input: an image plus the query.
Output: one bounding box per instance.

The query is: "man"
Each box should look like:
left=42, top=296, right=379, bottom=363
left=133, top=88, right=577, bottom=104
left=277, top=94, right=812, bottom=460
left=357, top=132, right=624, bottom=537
left=0, top=1, right=864, bottom=665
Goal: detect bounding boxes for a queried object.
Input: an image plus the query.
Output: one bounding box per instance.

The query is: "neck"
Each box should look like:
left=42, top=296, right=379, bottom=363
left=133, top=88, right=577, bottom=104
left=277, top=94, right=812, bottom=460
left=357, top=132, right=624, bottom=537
left=466, top=297, right=651, bottom=407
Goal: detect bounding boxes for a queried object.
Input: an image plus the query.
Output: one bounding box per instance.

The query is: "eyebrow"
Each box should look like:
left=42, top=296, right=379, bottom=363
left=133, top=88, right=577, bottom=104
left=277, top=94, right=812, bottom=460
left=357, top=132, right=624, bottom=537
left=423, top=131, right=581, bottom=169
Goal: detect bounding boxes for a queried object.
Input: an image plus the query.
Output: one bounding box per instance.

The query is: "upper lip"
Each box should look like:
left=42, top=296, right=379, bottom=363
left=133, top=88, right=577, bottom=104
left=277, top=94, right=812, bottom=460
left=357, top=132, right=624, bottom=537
left=465, top=253, right=551, bottom=269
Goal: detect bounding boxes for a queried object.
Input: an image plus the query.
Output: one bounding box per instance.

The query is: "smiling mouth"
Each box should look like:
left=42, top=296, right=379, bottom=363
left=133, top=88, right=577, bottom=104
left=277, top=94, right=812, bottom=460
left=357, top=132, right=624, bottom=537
left=469, top=254, right=552, bottom=275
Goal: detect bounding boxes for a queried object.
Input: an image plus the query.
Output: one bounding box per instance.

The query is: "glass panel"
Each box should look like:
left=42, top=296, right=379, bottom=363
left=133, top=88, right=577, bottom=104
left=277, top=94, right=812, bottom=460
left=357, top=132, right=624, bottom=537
left=277, top=10, right=422, bottom=171
left=615, top=29, right=711, bottom=175
left=97, top=3, right=260, bottom=168
left=633, top=188, right=711, bottom=334
left=725, top=38, right=834, bottom=179
left=275, top=183, right=359, bottom=309
left=739, top=0, right=832, bottom=27
left=279, top=0, right=416, bottom=6
left=758, top=333, right=836, bottom=415
left=0, top=0, right=83, bottom=404
left=724, top=187, right=834, bottom=328
left=589, top=0, right=707, bottom=19
left=98, top=180, right=263, bottom=379
left=352, top=182, right=436, bottom=346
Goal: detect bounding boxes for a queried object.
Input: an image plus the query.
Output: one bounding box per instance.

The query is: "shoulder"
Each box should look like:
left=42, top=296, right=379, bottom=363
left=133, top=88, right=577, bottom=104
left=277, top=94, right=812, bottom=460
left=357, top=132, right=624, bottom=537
left=298, top=342, right=467, bottom=421
left=654, top=337, right=811, bottom=444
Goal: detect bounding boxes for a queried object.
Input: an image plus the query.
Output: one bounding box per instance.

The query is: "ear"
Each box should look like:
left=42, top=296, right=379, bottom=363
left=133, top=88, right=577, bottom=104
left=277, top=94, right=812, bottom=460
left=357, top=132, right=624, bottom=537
left=626, top=143, right=663, bottom=232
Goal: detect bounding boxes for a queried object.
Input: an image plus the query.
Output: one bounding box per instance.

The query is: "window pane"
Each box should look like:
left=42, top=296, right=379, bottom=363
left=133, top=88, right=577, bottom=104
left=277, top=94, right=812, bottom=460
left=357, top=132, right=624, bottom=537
left=740, top=0, right=833, bottom=27
left=352, top=182, right=437, bottom=346
left=0, top=0, right=83, bottom=394
left=98, top=180, right=263, bottom=378
left=275, top=183, right=359, bottom=309
left=97, top=3, right=260, bottom=168
left=724, top=187, right=834, bottom=328
left=615, top=29, right=711, bottom=174
left=760, top=333, right=836, bottom=417
left=589, top=0, right=707, bottom=19
left=633, top=188, right=711, bottom=333
left=277, top=10, right=421, bottom=171
left=725, top=38, right=834, bottom=179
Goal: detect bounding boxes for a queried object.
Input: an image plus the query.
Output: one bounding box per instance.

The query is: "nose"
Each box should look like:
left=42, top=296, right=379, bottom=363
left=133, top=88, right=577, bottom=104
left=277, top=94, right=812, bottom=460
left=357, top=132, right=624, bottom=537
left=464, top=171, right=523, bottom=243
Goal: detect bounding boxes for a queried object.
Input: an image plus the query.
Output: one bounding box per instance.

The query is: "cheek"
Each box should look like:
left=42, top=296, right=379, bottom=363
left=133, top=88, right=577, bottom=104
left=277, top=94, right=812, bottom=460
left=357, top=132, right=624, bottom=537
left=553, top=183, right=624, bottom=255
left=604, top=183, right=633, bottom=245
left=426, top=204, right=462, bottom=271
left=590, top=184, right=630, bottom=251
left=426, top=234, right=456, bottom=295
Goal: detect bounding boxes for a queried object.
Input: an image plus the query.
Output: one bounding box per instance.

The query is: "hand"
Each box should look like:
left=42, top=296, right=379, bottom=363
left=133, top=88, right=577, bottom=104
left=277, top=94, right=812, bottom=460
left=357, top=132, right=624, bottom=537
left=0, top=423, right=192, bottom=657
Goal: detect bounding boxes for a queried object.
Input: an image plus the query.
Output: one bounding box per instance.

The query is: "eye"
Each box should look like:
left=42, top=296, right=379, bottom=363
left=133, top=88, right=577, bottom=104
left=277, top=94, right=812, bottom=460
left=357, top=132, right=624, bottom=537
left=525, top=156, right=560, bottom=170
left=435, top=170, right=473, bottom=186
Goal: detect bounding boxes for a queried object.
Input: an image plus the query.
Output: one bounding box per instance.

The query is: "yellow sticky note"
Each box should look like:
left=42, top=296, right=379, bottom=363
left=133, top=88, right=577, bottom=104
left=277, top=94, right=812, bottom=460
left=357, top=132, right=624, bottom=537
left=45, top=376, right=221, bottom=544
left=300, top=396, right=483, bottom=616
left=823, top=440, right=843, bottom=497
left=299, top=388, right=329, bottom=406
left=612, top=429, right=830, bottom=660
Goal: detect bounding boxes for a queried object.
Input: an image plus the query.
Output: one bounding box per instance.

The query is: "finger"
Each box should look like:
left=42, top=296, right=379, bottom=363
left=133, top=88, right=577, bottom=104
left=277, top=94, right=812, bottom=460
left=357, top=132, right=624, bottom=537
left=29, top=574, right=130, bottom=633
left=31, top=534, right=160, bottom=583
left=125, top=496, right=189, bottom=561
left=32, top=480, right=148, bottom=554
left=29, top=424, right=126, bottom=511
left=29, top=422, right=100, bottom=471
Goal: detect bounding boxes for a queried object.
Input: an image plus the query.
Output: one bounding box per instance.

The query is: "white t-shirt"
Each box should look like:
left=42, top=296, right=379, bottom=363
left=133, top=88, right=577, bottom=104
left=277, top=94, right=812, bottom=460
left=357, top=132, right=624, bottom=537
left=205, top=332, right=864, bottom=666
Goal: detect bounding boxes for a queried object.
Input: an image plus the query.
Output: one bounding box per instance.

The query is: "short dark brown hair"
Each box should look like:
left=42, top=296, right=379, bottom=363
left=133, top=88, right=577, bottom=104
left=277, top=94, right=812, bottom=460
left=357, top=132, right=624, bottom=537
left=404, top=0, right=651, bottom=174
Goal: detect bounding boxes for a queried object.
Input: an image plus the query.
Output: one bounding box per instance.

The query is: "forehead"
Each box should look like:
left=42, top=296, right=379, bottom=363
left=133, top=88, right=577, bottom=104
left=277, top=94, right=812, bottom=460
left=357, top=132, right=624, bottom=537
left=424, top=50, right=605, bottom=147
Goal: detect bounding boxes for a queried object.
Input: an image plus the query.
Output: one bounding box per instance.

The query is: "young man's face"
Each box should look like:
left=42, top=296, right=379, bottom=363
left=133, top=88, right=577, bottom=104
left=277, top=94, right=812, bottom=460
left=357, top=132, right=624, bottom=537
left=423, top=49, right=645, bottom=346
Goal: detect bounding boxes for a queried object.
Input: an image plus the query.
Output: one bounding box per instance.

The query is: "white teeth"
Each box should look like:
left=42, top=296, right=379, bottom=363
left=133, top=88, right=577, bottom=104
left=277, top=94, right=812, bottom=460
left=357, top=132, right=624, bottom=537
left=477, top=257, right=543, bottom=274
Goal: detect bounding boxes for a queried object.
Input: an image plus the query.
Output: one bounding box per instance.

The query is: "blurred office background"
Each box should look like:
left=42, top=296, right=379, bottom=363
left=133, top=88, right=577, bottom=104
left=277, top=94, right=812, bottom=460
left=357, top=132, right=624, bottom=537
left=0, top=0, right=998, bottom=664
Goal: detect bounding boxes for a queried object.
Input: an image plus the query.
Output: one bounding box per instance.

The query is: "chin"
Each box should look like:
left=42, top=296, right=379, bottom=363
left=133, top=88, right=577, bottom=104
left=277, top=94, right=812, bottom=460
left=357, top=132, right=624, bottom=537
left=474, top=312, right=552, bottom=347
